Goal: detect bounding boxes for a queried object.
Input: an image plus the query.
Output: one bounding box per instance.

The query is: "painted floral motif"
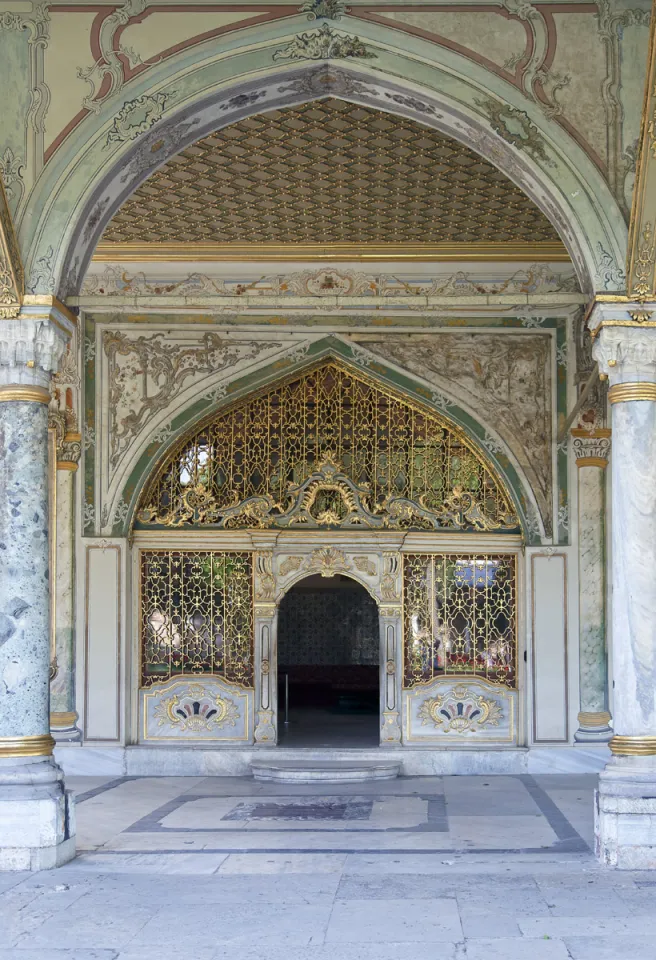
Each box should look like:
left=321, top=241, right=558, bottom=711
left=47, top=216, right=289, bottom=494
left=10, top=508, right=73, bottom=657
left=106, top=92, right=168, bottom=145
left=273, top=24, right=376, bottom=61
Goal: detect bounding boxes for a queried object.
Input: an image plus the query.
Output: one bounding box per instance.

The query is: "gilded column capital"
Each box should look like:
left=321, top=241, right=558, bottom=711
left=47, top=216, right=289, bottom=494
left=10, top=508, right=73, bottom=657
left=571, top=428, right=611, bottom=467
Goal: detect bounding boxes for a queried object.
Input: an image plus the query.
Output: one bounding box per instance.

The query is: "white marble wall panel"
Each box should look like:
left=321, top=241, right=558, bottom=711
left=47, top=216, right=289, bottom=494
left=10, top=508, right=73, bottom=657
left=402, top=677, right=517, bottom=745
left=83, top=544, right=121, bottom=741
left=140, top=676, right=252, bottom=743
left=531, top=553, right=569, bottom=743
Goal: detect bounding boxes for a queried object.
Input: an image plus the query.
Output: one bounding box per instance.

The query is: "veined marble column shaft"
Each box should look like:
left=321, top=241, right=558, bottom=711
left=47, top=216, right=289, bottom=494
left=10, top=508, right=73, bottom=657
left=592, top=316, right=656, bottom=868
left=50, top=434, right=82, bottom=742
left=572, top=429, right=612, bottom=743
left=0, top=312, right=76, bottom=871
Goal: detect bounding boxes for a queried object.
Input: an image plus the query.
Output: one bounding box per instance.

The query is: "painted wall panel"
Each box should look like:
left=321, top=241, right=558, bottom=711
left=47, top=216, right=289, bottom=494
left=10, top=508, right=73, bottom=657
left=84, top=545, right=121, bottom=741
left=532, top=554, right=569, bottom=743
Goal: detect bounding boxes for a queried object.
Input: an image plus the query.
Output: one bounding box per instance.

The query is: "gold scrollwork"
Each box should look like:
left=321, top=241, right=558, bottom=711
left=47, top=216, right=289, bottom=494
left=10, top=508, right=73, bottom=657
left=135, top=361, right=518, bottom=534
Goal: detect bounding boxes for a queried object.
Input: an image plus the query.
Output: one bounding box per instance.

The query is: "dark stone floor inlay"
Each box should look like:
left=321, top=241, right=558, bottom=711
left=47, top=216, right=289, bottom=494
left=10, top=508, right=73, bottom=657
left=222, top=797, right=374, bottom=821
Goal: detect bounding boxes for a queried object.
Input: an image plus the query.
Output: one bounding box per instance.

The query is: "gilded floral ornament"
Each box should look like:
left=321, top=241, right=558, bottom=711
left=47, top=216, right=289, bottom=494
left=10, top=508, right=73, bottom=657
left=419, top=685, right=503, bottom=734
left=154, top=685, right=240, bottom=732
left=273, top=24, right=376, bottom=61
left=307, top=546, right=351, bottom=576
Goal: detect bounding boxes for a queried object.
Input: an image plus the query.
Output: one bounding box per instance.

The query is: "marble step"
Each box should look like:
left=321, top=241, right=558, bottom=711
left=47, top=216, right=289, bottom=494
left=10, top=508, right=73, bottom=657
left=250, top=760, right=401, bottom=783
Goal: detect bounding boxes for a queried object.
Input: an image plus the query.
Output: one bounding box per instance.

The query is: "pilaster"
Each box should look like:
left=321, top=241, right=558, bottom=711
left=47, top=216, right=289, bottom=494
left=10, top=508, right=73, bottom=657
left=571, top=428, right=612, bottom=743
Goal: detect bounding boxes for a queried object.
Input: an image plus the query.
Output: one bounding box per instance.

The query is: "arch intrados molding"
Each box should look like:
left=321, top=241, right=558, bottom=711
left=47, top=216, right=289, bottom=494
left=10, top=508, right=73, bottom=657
left=118, top=345, right=542, bottom=542
left=25, top=57, right=625, bottom=298
left=275, top=568, right=381, bottom=607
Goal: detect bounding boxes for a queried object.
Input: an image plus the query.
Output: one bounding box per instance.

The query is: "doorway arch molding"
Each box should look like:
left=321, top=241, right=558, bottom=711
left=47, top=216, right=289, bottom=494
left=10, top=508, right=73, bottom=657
left=253, top=537, right=405, bottom=745
left=19, top=27, right=626, bottom=297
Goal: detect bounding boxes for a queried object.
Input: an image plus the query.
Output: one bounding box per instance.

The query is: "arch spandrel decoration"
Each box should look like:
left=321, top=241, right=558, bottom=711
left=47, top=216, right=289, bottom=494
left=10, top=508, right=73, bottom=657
left=135, top=360, right=520, bottom=535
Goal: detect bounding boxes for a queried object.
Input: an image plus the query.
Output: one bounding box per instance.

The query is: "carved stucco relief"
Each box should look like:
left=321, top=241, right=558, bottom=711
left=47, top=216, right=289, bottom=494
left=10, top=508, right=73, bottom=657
left=357, top=332, right=553, bottom=535
left=102, top=328, right=305, bottom=479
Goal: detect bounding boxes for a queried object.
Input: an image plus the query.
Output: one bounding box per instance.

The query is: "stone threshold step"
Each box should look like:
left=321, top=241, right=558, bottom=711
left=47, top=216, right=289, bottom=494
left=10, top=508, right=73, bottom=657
left=250, top=760, right=401, bottom=783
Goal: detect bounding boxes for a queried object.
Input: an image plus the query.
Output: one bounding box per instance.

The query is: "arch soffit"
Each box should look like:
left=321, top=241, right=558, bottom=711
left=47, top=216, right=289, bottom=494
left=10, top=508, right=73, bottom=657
left=114, top=338, right=543, bottom=543
left=19, top=22, right=627, bottom=298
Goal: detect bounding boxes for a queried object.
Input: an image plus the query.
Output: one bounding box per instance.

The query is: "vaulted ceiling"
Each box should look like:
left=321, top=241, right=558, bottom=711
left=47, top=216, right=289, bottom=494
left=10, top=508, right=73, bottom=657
left=98, top=98, right=563, bottom=256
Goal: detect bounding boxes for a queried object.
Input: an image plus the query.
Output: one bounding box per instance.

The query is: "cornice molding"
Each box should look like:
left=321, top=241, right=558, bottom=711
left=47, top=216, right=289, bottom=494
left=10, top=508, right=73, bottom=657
left=92, top=241, right=571, bottom=263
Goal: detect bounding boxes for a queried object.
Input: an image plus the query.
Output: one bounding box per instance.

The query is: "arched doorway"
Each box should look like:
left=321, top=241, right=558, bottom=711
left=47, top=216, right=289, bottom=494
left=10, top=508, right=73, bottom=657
left=277, top=574, right=381, bottom=748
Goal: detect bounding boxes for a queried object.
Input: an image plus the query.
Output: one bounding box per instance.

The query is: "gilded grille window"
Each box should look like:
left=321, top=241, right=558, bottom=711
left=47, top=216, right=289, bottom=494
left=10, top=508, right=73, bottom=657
left=403, top=554, right=517, bottom=688
left=136, top=362, right=518, bottom=533
left=140, top=551, right=253, bottom=687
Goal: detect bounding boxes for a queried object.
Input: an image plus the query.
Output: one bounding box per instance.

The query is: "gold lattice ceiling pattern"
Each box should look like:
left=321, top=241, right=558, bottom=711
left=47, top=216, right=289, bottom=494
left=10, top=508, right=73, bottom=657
left=101, top=99, right=559, bottom=246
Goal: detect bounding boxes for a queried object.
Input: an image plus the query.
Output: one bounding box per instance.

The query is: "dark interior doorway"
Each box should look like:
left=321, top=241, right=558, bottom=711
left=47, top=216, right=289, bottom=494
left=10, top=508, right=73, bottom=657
left=277, top=574, right=380, bottom=747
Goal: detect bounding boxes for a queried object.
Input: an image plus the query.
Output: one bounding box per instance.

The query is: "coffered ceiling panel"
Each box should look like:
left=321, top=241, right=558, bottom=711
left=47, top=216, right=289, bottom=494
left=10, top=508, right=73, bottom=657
left=100, top=99, right=561, bottom=248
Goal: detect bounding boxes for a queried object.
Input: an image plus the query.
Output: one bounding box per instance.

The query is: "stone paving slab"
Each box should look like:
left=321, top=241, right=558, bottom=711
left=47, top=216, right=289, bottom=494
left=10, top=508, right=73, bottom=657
left=2, top=774, right=656, bottom=958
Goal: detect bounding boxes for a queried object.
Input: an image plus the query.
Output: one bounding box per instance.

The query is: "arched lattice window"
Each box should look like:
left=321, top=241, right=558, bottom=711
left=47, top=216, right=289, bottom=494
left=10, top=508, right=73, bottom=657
left=136, top=361, right=518, bottom=533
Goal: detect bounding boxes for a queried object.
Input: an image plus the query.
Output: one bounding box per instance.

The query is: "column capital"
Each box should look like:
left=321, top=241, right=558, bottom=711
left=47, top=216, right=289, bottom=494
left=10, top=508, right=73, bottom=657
left=0, top=299, right=76, bottom=393
left=571, top=427, right=611, bottom=467
left=587, top=298, right=656, bottom=385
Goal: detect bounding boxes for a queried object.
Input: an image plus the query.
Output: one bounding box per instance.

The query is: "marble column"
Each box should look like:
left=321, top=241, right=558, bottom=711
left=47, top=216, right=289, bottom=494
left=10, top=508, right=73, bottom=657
left=571, top=428, right=613, bottom=742
left=50, top=432, right=82, bottom=742
left=591, top=312, right=656, bottom=868
left=0, top=311, right=76, bottom=870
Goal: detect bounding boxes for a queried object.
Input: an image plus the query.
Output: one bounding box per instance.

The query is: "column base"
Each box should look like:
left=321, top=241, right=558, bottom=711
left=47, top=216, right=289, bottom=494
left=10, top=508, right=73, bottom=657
left=0, top=756, right=76, bottom=871
left=596, top=754, right=656, bottom=869
left=575, top=711, right=613, bottom=743
left=50, top=711, right=82, bottom=744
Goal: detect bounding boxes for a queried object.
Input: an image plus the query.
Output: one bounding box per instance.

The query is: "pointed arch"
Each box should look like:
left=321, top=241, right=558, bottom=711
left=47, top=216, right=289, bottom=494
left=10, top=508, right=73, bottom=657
left=132, top=355, right=523, bottom=538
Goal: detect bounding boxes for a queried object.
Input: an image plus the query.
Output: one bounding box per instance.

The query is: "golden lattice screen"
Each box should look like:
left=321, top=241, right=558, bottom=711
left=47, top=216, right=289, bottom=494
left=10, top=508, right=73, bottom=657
left=140, top=551, right=253, bottom=687
left=403, top=554, right=517, bottom=689
left=136, top=361, right=518, bottom=532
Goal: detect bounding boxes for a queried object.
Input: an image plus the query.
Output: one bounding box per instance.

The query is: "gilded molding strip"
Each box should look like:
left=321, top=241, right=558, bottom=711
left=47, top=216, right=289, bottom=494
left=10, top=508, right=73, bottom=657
left=0, top=385, right=51, bottom=404
left=0, top=734, right=55, bottom=757
left=92, top=241, right=570, bottom=263
left=575, top=457, right=609, bottom=469
left=626, top=0, right=656, bottom=298
left=50, top=711, right=79, bottom=728
left=578, top=710, right=612, bottom=726
left=610, top=735, right=656, bottom=756
left=608, top=382, right=656, bottom=403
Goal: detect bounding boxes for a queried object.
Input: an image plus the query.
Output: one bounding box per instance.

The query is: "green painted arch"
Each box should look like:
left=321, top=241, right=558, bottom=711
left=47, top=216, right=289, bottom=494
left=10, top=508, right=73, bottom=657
left=113, top=336, right=543, bottom=543
left=18, top=17, right=627, bottom=298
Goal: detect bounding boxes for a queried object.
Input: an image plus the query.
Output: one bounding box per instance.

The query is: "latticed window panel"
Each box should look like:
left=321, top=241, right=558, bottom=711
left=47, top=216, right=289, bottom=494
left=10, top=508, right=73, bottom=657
left=140, top=551, right=254, bottom=687
left=136, top=361, right=519, bottom=533
left=403, top=554, right=517, bottom=689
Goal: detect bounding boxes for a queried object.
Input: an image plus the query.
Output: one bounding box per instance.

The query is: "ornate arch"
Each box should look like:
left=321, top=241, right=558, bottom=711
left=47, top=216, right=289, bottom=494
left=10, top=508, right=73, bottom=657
left=134, top=356, right=521, bottom=537
left=18, top=30, right=626, bottom=298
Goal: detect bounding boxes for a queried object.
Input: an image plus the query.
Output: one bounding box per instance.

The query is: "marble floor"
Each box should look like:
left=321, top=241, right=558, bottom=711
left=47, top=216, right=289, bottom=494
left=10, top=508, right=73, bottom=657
left=2, top=773, right=656, bottom=958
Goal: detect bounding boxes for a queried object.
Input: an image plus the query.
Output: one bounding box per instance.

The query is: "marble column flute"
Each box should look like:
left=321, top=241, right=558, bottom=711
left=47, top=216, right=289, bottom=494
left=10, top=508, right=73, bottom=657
left=0, top=312, right=76, bottom=870
left=572, top=428, right=612, bottom=743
